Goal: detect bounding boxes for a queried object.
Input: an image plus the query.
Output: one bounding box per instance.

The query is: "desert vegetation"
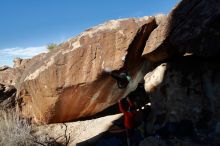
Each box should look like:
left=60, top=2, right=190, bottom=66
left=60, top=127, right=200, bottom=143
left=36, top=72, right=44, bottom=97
left=0, top=107, right=33, bottom=146
left=47, top=43, right=57, bottom=51
left=0, top=106, right=70, bottom=146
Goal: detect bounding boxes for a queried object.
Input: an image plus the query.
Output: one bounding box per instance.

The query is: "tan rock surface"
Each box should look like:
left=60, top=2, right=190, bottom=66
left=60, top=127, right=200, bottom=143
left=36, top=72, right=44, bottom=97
left=0, top=68, right=22, bottom=85
left=0, top=56, right=41, bottom=86
left=13, top=58, right=31, bottom=69
left=18, top=17, right=156, bottom=123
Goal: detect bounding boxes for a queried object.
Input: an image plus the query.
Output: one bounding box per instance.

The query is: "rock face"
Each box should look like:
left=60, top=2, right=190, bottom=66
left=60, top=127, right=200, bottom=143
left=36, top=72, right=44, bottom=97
left=13, top=58, right=30, bottom=68
left=0, top=58, right=32, bottom=108
left=18, top=17, right=157, bottom=123
left=142, top=0, right=220, bottom=61
left=0, top=68, right=22, bottom=85
left=143, top=0, right=220, bottom=132
left=144, top=57, right=220, bottom=129
left=0, top=58, right=30, bottom=86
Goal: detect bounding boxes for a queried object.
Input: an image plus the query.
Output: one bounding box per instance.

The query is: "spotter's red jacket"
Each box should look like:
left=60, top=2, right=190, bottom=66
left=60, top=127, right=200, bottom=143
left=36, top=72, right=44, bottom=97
left=119, top=99, right=136, bottom=129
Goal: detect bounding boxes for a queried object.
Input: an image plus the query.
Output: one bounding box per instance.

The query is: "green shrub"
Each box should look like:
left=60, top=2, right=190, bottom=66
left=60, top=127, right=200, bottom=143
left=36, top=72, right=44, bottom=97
left=47, top=43, right=57, bottom=51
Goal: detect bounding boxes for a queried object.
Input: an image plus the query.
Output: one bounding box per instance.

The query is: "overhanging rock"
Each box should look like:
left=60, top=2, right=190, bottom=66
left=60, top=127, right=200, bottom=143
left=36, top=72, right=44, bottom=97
left=18, top=16, right=156, bottom=123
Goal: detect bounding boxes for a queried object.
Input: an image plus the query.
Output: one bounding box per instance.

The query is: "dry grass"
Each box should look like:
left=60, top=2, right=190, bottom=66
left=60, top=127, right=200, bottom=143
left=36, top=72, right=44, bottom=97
left=0, top=108, right=33, bottom=146
left=0, top=106, right=69, bottom=146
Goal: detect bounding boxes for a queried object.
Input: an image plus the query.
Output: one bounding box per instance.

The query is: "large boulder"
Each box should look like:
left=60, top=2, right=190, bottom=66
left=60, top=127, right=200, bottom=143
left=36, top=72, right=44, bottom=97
left=142, top=0, right=220, bottom=62
left=144, top=56, right=220, bottom=130
left=17, top=16, right=157, bottom=123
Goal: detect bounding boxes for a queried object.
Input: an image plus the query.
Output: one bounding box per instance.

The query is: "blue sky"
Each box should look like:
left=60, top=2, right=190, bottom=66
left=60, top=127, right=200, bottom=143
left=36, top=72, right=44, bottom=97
left=0, top=0, right=180, bottom=66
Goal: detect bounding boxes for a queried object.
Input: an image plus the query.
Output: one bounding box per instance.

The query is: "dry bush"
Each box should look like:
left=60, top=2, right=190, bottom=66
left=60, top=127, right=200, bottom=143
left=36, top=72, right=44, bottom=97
left=0, top=108, right=33, bottom=146
left=0, top=107, right=70, bottom=146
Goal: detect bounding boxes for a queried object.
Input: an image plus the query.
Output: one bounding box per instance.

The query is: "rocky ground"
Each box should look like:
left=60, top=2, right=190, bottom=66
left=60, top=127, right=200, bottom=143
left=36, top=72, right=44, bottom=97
left=33, top=109, right=220, bottom=146
left=33, top=114, right=123, bottom=146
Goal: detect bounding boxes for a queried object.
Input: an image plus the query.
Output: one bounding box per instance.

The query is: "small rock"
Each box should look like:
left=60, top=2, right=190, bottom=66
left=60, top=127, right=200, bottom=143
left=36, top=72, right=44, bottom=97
left=1, top=93, right=16, bottom=108
left=13, top=58, right=22, bottom=68
left=0, top=84, right=4, bottom=91
left=0, top=84, right=16, bottom=106
left=0, top=66, right=10, bottom=71
left=4, top=85, right=16, bottom=94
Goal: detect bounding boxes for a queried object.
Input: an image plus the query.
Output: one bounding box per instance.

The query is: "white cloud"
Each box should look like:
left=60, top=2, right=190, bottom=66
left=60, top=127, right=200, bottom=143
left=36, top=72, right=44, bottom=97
left=0, top=46, right=48, bottom=58
left=0, top=46, right=48, bottom=66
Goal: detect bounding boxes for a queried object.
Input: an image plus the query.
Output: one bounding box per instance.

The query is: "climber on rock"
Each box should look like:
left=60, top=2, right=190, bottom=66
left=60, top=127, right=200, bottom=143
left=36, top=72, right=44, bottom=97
left=118, top=97, right=136, bottom=146
left=110, top=71, right=132, bottom=89
left=129, top=83, right=150, bottom=109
